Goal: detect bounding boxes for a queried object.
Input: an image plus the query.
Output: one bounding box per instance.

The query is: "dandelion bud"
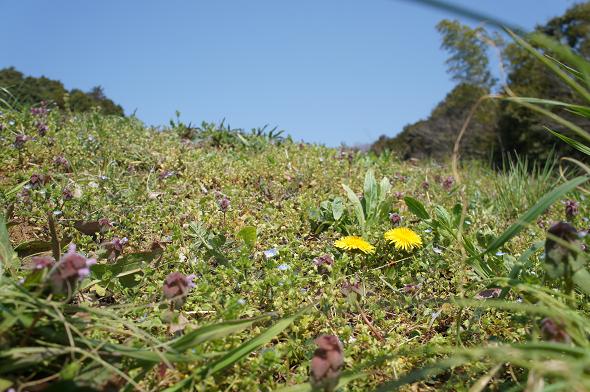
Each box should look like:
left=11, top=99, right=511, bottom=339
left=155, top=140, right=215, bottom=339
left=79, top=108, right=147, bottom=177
left=310, top=335, right=344, bottom=392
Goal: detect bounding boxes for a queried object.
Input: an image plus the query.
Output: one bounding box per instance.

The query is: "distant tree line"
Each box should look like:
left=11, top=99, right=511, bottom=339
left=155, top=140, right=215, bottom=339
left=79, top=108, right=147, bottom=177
left=371, top=2, right=590, bottom=163
left=0, top=67, right=124, bottom=116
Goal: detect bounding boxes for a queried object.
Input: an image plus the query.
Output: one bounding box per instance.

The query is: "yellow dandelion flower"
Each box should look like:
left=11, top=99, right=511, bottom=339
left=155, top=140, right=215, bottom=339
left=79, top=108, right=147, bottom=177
left=334, top=236, right=375, bottom=254
left=384, top=227, right=422, bottom=252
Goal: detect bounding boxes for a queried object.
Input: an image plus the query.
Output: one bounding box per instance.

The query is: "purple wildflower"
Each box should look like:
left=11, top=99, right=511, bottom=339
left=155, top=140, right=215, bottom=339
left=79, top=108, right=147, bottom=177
left=30, top=102, right=49, bottom=117
left=219, top=197, right=230, bottom=212
left=29, top=174, right=49, bottom=189
left=394, top=191, right=404, bottom=200
left=389, top=213, right=401, bottom=226
left=442, top=176, right=454, bottom=191
left=158, top=170, right=175, bottom=180
left=62, top=188, right=74, bottom=201
left=565, top=200, right=579, bottom=220
left=310, top=335, right=344, bottom=392
left=36, top=122, right=48, bottom=136
left=540, top=318, right=571, bottom=343
left=313, top=254, right=334, bottom=267
left=403, top=283, right=421, bottom=295
left=31, top=255, right=55, bottom=270
left=98, top=218, right=113, bottom=231
left=163, top=272, right=196, bottom=308
left=102, top=236, right=128, bottom=260
left=49, top=244, right=96, bottom=294
left=14, top=134, right=30, bottom=149
left=53, top=155, right=71, bottom=171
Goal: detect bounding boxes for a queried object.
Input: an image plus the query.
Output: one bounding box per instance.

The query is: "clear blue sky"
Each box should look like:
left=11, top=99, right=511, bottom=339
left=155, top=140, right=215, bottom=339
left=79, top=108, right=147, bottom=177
left=1, top=0, right=577, bottom=146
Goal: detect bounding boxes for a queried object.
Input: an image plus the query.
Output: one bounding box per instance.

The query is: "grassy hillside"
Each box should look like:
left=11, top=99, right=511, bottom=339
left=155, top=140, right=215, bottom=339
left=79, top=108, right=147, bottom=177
left=1, top=106, right=588, bottom=391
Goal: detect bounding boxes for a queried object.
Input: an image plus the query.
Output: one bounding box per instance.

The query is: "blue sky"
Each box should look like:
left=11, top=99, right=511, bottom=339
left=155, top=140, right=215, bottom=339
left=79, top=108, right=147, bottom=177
left=1, top=0, right=577, bottom=146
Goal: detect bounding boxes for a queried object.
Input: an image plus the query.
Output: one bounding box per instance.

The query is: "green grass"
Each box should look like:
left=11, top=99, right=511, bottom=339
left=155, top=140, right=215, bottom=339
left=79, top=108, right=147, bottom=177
left=0, top=106, right=588, bottom=391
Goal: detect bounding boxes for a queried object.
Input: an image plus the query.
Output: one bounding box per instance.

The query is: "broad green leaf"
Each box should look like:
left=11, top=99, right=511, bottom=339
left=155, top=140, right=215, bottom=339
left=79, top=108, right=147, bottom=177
left=0, top=378, right=13, bottom=391
left=0, top=214, right=18, bottom=276
left=343, top=184, right=366, bottom=229
left=332, top=197, right=344, bottom=221
left=404, top=196, right=430, bottom=220
left=237, top=226, right=257, bottom=249
left=483, top=176, right=588, bottom=255
left=572, top=269, right=590, bottom=297
left=363, top=169, right=377, bottom=219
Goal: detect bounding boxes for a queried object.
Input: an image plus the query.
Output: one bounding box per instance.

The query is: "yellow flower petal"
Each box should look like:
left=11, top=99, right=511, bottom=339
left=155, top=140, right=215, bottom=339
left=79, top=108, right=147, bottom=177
left=384, top=227, right=422, bottom=252
left=334, top=236, right=375, bottom=254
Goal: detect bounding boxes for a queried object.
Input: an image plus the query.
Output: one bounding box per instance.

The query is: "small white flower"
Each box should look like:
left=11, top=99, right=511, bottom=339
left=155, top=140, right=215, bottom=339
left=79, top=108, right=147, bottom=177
left=277, top=263, right=290, bottom=271
left=433, top=247, right=443, bottom=254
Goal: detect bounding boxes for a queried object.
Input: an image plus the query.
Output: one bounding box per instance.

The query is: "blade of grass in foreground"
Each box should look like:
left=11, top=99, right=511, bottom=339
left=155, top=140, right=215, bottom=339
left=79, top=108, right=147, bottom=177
left=482, top=175, right=588, bottom=256
left=170, top=315, right=271, bottom=352
left=162, top=307, right=311, bottom=392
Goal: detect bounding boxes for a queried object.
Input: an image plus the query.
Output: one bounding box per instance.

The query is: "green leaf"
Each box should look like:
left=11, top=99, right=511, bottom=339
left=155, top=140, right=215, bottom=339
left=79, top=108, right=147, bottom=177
left=343, top=184, right=366, bottom=230
left=572, top=268, right=590, bottom=297
left=90, top=249, right=161, bottom=288
left=237, top=226, right=257, bottom=249
left=482, top=176, right=588, bottom=255
left=332, top=197, right=344, bottom=221
left=0, top=214, right=18, bottom=276
left=404, top=196, right=430, bottom=220
left=363, top=169, right=378, bottom=219
left=0, top=378, right=13, bottom=392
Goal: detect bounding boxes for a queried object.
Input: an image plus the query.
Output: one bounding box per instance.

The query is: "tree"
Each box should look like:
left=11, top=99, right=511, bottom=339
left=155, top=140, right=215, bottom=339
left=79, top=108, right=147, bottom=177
left=0, top=67, right=124, bottom=116
left=436, top=19, right=498, bottom=89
